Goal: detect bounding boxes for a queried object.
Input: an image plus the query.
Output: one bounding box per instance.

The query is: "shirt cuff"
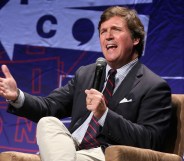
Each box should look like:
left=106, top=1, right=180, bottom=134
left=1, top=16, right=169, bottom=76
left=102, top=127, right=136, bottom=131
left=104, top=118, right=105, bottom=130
left=98, top=108, right=108, bottom=126
left=8, top=89, right=25, bottom=108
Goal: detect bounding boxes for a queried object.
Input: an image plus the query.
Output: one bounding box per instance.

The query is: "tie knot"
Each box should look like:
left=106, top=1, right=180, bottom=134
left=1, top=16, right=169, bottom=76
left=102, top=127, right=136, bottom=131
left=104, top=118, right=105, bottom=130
left=108, top=69, right=117, bottom=76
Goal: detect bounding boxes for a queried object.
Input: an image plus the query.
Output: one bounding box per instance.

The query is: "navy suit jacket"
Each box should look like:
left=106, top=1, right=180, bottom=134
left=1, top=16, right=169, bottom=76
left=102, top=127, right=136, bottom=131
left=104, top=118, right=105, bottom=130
left=8, top=61, right=172, bottom=151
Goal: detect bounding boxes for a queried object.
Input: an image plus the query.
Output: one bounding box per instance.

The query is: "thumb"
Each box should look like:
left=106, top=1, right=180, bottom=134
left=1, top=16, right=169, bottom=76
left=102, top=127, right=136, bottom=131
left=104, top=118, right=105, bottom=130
left=1, top=65, right=12, bottom=78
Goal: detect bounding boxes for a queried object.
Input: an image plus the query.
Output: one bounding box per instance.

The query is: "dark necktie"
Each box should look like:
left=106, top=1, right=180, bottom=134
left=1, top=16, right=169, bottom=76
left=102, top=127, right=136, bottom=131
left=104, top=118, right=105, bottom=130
left=79, top=115, right=100, bottom=149
left=103, top=69, right=117, bottom=107
left=79, top=69, right=116, bottom=150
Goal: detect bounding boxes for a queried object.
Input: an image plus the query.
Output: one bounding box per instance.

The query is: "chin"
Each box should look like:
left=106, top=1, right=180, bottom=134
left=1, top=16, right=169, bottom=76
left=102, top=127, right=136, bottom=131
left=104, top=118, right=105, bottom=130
left=106, top=56, right=117, bottom=62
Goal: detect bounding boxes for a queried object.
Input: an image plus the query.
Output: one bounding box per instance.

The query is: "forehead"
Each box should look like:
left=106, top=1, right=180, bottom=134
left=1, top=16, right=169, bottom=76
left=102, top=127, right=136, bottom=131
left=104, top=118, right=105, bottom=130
left=100, top=16, right=126, bottom=29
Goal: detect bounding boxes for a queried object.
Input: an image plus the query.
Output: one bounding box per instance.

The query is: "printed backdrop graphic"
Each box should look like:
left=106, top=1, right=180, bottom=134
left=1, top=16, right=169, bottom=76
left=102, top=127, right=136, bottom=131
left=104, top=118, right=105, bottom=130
left=0, top=0, right=184, bottom=153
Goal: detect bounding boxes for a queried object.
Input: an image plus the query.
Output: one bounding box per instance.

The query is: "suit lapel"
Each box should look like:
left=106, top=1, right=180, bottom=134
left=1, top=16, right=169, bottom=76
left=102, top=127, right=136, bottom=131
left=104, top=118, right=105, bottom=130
left=70, top=112, right=91, bottom=133
left=109, top=62, right=143, bottom=109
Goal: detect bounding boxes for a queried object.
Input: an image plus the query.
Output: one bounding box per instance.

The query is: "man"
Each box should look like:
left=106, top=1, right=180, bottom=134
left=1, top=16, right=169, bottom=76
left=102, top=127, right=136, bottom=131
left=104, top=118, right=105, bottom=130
left=0, top=6, right=172, bottom=161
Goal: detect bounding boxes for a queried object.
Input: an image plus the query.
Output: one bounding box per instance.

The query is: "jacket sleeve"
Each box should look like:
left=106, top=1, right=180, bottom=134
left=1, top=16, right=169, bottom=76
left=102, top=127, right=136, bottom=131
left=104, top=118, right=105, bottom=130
left=7, top=75, right=76, bottom=123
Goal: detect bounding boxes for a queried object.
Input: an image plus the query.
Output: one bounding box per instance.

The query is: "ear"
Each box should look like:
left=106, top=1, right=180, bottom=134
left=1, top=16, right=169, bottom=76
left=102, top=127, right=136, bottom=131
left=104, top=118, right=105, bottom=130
left=133, top=38, right=140, bottom=45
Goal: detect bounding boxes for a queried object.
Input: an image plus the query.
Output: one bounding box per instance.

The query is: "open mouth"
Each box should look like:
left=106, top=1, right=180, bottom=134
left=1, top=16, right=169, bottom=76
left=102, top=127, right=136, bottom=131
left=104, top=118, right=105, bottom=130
left=106, top=44, right=118, bottom=50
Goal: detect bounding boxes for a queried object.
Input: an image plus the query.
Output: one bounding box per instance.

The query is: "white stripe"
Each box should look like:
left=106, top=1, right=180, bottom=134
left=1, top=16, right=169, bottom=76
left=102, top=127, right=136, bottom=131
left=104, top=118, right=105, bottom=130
left=62, top=120, right=71, bottom=124
left=61, top=74, right=74, bottom=78
left=162, top=76, right=184, bottom=80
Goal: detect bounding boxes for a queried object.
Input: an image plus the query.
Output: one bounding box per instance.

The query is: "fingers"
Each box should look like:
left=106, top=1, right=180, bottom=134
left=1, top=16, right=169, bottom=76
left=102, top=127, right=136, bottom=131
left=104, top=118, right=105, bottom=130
left=85, top=89, right=99, bottom=105
left=85, top=88, right=105, bottom=108
left=0, top=65, right=18, bottom=100
left=1, top=65, right=12, bottom=79
left=85, top=88, right=98, bottom=95
left=85, top=89, right=107, bottom=119
left=0, top=82, right=8, bottom=98
left=87, top=98, right=92, bottom=105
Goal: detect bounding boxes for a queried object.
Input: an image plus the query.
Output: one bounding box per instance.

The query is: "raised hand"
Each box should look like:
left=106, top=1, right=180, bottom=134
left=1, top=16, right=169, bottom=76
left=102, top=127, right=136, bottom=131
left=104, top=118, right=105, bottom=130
left=0, top=65, right=18, bottom=101
left=85, top=88, right=107, bottom=119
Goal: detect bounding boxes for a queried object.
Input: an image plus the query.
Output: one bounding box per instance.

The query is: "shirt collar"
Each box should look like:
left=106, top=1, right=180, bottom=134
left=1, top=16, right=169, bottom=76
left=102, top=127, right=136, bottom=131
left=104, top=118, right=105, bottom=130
left=105, top=58, right=138, bottom=78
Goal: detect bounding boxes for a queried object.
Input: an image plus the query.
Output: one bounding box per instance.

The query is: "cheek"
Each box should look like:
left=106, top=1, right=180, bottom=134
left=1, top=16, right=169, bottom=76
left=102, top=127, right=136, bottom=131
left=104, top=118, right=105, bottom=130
left=120, top=36, right=134, bottom=48
left=99, top=38, right=105, bottom=50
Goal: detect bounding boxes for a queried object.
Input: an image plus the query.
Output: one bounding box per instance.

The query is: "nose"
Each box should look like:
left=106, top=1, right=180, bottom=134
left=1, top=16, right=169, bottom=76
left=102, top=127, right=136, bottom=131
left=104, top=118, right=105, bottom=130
left=106, top=30, right=114, bottom=40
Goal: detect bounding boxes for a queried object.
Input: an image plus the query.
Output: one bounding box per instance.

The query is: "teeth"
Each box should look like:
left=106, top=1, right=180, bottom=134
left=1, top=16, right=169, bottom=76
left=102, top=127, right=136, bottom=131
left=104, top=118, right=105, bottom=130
left=106, top=44, right=117, bottom=49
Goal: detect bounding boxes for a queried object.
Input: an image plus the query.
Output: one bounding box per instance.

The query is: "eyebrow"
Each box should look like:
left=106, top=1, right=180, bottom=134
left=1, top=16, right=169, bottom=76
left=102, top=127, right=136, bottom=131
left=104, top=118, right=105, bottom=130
left=100, top=25, right=123, bottom=31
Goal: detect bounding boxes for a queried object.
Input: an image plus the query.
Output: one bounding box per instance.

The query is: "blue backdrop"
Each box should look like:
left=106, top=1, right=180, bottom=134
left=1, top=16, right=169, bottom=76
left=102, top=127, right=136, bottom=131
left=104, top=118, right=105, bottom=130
left=0, top=0, right=184, bottom=153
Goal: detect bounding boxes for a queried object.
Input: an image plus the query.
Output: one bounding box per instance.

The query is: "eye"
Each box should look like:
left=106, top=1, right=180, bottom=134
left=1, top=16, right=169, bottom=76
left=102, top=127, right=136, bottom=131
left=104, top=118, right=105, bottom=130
left=100, top=29, right=106, bottom=35
left=113, top=27, right=121, bottom=32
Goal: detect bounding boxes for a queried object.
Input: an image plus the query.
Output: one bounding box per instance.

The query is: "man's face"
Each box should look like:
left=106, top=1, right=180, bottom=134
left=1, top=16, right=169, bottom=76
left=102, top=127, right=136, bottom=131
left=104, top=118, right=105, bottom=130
left=99, top=16, right=139, bottom=69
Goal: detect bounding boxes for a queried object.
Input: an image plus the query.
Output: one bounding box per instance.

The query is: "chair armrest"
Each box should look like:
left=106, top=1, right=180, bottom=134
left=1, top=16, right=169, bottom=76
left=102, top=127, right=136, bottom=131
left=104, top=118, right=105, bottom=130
left=0, top=151, right=41, bottom=161
left=105, top=145, right=182, bottom=161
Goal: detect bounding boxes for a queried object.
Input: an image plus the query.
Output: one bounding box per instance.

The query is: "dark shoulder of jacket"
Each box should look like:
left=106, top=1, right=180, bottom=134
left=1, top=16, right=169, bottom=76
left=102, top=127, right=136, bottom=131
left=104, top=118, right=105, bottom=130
left=75, top=63, right=96, bottom=76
